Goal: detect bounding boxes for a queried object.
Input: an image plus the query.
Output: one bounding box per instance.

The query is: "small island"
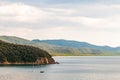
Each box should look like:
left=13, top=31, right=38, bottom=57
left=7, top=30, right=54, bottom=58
left=0, top=40, right=56, bottom=65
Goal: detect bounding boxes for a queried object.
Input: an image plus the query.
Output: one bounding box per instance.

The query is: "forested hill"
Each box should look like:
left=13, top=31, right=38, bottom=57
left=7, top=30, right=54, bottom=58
left=0, top=40, right=55, bottom=64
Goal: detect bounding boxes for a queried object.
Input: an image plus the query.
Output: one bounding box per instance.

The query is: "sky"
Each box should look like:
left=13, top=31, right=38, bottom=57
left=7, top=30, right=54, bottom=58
left=0, top=0, right=120, bottom=47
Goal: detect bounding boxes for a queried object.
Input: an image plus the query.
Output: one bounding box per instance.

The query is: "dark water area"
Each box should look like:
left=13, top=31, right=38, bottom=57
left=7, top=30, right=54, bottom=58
left=1, top=56, right=120, bottom=80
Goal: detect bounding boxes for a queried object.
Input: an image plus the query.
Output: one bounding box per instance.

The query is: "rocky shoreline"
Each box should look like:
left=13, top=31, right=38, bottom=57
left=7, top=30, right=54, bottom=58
left=0, top=57, right=57, bottom=65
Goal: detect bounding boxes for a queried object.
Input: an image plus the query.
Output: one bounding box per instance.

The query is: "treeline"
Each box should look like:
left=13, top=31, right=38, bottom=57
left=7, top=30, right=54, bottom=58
left=0, top=40, right=52, bottom=63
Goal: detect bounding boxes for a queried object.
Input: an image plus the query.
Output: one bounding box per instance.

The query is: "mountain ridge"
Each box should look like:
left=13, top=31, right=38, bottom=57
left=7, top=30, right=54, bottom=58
left=0, top=36, right=120, bottom=56
left=32, top=39, right=120, bottom=51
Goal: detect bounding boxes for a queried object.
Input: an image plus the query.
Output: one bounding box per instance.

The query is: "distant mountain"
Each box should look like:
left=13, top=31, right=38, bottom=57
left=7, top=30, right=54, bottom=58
left=32, top=39, right=120, bottom=52
left=32, top=39, right=120, bottom=55
left=32, top=39, right=98, bottom=48
left=0, top=36, right=57, bottom=50
left=0, top=36, right=120, bottom=56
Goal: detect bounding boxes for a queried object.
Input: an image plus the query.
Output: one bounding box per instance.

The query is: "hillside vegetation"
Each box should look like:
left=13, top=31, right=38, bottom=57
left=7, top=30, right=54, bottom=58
left=0, top=40, right=55, bottom=64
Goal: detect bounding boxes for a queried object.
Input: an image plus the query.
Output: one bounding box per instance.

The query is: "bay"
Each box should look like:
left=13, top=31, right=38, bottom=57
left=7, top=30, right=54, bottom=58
left=1, top=56, right=120, bottom=80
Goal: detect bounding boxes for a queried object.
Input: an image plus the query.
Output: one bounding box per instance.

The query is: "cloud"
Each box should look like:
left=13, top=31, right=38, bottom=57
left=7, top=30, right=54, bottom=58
left=0, top=26, right=33, bottom=36
left=1, top=2, right=120, bottom=31
left=1, top=2, right=120, bottom=29
left=0, top=3, right=48, bottom=23
left=2, top=0, right=120, bottom=5
left=53, top=4, right=120, bottom=30
left=1, top=1, right=120, bottom=46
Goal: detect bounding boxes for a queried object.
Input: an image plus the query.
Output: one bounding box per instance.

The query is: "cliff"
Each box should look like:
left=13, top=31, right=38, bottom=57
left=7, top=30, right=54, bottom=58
left=0, top=40, right=56, bottom=64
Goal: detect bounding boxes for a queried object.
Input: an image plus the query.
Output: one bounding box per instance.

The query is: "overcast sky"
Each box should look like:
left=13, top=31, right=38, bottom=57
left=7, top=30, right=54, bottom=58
left=0, top=0, right=120, bottom=47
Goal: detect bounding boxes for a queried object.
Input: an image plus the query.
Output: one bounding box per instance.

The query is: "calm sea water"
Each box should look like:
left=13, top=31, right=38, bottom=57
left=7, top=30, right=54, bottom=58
left=1, top=56, right=120, bottom=80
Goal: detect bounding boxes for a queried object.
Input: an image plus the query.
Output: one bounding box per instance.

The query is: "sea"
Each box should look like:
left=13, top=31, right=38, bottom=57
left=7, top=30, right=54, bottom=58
left=0, top=56, right=120, bottom=80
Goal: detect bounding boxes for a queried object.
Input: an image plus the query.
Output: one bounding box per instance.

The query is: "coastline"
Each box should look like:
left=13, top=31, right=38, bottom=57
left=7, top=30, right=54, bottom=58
left=0, top=57, right=57, bottom=65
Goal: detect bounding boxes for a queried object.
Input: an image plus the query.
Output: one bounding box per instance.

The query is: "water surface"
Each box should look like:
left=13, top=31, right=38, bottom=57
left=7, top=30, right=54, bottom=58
left=1, top=56, right=120, bottom=80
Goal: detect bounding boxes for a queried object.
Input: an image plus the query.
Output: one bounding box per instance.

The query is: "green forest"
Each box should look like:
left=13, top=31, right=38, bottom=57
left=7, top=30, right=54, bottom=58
left=0, top=40, right=54, bottom=63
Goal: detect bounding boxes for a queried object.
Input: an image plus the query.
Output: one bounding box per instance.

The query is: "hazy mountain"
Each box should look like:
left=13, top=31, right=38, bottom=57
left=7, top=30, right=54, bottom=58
left=32, top=39, right=120, bottom=55
left=0, top=36, right=57, bottom=49
left=0, top=36, right=119, bottom=56
left=32, top=39, right=120, bottom=52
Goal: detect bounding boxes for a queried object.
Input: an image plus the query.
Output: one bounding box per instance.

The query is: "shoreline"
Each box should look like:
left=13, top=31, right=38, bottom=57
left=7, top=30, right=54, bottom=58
left=0, top=61, right=59, bottom=65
